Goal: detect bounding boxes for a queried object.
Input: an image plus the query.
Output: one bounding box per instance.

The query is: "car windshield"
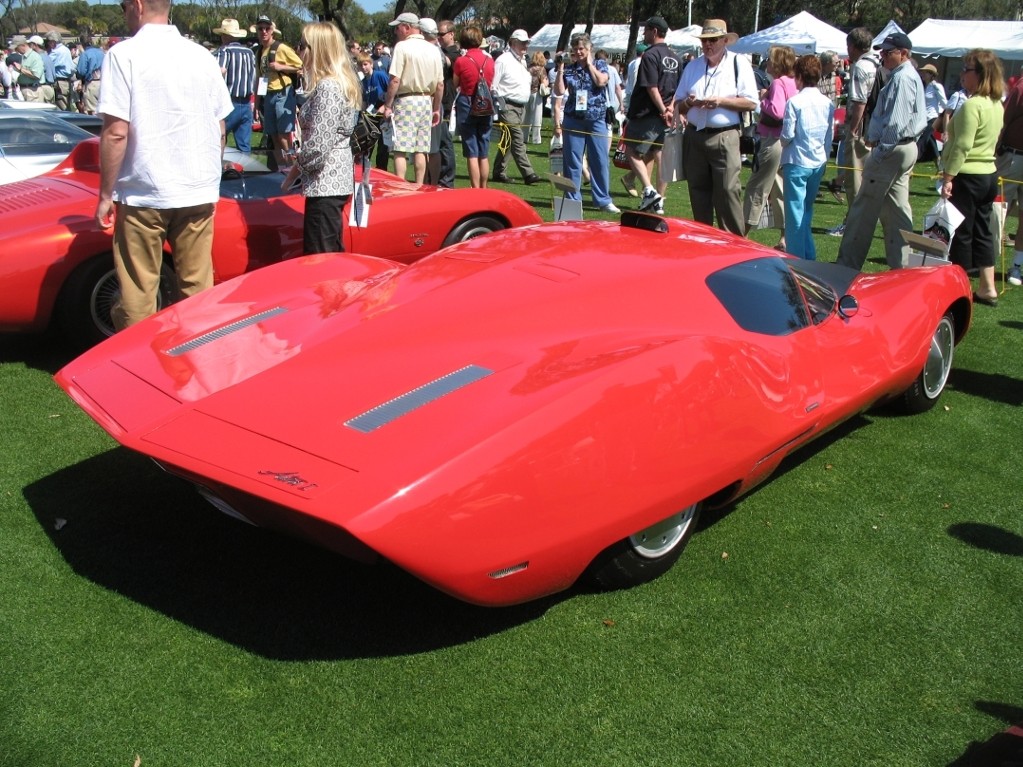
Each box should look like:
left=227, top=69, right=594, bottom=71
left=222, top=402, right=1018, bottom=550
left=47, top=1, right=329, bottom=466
left=0, top=114, right=92, bottom=157
left=706, top=257, right=812, bottom=336
left=788, top=262, right=838, bottom=325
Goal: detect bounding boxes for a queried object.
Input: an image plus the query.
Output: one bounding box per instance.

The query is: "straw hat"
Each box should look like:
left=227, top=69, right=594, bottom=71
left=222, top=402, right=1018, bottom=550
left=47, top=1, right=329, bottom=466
left=697, top=19, right=739, bottom=45
left=919, top=63, right=938, bottom=75
left=214, top=19, right=247, bottom=39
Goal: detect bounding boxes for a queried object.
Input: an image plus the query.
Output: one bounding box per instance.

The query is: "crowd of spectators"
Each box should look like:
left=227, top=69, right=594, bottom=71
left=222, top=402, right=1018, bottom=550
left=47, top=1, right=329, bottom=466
left=4, top=13, right=1022, bottom=310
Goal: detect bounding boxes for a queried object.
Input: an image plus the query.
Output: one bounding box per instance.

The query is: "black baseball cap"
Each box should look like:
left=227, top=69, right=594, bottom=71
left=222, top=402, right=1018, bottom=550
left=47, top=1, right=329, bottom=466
left=874, top=32, right=912, bottom=51
left=644, top=16, right=669, bottom=34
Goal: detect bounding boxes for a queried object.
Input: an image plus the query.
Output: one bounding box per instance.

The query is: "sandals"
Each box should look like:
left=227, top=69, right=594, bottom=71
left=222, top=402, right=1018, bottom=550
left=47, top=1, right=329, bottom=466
left=973, top=292, right=998, bottom=307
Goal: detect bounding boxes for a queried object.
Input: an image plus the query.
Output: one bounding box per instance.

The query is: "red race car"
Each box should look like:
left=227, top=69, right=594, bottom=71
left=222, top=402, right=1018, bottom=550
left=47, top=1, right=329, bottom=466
left=1, top=138, right=541, bottom=348
left=56, top=214, right=973, bottom=606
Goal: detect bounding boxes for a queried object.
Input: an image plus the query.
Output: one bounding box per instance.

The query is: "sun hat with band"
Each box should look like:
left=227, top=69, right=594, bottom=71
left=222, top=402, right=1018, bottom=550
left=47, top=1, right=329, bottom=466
left=696, top=19, right=738, bottom=45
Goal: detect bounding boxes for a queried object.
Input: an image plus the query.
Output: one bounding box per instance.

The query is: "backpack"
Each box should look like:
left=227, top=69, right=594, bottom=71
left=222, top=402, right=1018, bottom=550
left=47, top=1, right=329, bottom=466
left=468, top=53, right=495, bottom=117
left=861, top=54, right=883, bottom=130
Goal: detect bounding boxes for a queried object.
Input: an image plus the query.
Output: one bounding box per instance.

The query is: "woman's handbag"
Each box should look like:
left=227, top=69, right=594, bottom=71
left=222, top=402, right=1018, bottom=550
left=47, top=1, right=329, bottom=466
left=351, top=112, right=382, bottom=157
left=613, top=123, right=630, bottom=169
left=660, top=128, right=684, bottom=183
left=470, top=60, right=495, bottom=117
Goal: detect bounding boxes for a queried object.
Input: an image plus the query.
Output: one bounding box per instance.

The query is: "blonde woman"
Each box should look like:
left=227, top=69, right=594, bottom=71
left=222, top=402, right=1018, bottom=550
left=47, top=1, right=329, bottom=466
left=282, top=22, right=362, bottom=254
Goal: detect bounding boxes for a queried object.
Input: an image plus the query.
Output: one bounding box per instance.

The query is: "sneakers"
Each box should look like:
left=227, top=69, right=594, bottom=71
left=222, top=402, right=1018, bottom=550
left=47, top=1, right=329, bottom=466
left=1009, top=264, right=1023, bottom=286
left=600, top=202, right=621, bottom=214
left=827, top=223, right=846, bottom=237
left=654, top=199, right=665, bottom=215
left=638, top=188, right=663, bottom=212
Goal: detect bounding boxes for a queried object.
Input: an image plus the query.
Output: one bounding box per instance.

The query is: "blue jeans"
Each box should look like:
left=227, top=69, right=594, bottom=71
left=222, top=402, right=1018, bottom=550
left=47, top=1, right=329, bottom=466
left=562, top=116, right=612, bottom=207
left=225, top=100, right=253, bottom=153
left=263, top=86, right=296, bottom=136
left=783, top=163, right=825, bottom=260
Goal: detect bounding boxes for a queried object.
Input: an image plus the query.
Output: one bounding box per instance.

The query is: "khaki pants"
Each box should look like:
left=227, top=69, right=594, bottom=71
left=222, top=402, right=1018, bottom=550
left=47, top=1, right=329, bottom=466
left=112, top=203, right=216, bottom=330
left=54, top=79, right=72, bottom=111
left=82, top=79, right=101, bottom=114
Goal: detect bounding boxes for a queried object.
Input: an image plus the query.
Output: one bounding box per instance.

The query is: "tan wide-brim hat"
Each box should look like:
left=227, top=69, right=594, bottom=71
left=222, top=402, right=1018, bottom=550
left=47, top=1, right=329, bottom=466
left=697, top=19, right=739, bottom=45
left=214, top=18, right=247, bottom=38
left=919, top=63, right=938, bottom=75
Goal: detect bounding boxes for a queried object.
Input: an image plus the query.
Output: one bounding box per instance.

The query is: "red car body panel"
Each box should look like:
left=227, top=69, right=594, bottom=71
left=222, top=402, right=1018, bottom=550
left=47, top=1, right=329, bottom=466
left=56, top=217, right=973, bottom=606
left=0, top=138, right=542, bottom=334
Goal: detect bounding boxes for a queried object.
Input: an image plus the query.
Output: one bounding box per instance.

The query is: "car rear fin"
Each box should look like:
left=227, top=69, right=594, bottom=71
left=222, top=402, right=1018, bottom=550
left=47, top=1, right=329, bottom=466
left=621, top=210, right=669, bottom=233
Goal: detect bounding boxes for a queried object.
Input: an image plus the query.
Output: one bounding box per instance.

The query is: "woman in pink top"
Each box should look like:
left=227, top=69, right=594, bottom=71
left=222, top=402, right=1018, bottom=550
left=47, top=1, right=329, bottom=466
left=742, top=45, right=797, bottom=248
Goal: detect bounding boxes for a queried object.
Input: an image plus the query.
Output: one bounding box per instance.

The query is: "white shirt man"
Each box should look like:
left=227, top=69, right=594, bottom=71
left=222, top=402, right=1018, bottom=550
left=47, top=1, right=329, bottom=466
left=674, top=19, right=757, bottom=234
left=96, top=0, right=232, bottom=329
left=490, top=30, right=540, bottom=184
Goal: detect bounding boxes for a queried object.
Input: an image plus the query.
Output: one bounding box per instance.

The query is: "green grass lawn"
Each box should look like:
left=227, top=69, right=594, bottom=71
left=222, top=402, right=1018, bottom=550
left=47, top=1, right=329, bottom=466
left=2, top=135, right=1022, bottom=766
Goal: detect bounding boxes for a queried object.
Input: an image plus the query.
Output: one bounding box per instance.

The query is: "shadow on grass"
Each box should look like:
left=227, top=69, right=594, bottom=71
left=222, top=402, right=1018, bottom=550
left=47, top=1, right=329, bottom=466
left=947, top=701, right=1023, bottom=766
left=24, top=447, right=558, bottom=661
left=947, top=368, right=1023, bottom=407
left=947, top=523, right=1023, bottom=557
left=0, top=331, right=79, bottom=375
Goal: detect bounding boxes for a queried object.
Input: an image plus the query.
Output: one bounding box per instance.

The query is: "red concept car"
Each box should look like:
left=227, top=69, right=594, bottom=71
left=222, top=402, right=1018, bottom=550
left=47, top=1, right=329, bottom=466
left=1, top=138, right=541, bottom=348
left=56, top=214, right=974, bottom=607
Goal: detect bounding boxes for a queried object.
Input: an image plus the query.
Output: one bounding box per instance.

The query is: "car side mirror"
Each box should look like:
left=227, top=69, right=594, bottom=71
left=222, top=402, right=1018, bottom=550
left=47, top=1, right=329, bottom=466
left=838, top=294, right=859, bottom=319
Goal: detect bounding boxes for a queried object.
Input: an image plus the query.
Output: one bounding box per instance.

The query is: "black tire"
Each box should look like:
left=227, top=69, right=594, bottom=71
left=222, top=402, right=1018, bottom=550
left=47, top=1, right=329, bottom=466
left=588, top=502, right=702, bottom=591
left=57, top=254, right=177, bottom=350
left=900, top=312, right=955, bottom=414
left=441, top=215, right=505, bottom=247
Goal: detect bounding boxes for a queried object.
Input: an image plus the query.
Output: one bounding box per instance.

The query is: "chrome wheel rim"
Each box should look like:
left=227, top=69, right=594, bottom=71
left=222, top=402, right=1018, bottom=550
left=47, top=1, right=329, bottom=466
left=89, top=267, right=120, bottom=338
left=629, top=504, right=699, bottom=559
left=459, top=224, right=497, bottom=241
left=922, top=316, right=954, bottom=400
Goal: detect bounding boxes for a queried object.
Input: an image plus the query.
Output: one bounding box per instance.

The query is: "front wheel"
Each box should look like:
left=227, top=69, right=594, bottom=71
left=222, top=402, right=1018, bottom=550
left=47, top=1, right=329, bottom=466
left=57, top=255, right=177, bottom=350
left=441, top=215, right=505, bottom=247
left=587, top=503, right=702, bottom=591
left=900, top=312, right=955, bottom=413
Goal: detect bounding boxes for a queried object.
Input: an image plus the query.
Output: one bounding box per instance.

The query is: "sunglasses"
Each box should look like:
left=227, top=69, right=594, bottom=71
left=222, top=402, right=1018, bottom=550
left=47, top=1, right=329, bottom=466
left=962, top=66, right=977, bottom=72
left=256, top=26, right=273, bottom=33
left=701, top=36, right=723, bottom=44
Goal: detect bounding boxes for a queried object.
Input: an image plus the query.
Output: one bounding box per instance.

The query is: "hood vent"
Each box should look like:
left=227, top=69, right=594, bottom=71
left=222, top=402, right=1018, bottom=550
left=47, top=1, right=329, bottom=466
left=345, top=364, right=493, bottom=433
left=166, top=306, right=289, bottom=356
left=0, top=181, right=73, bottom=214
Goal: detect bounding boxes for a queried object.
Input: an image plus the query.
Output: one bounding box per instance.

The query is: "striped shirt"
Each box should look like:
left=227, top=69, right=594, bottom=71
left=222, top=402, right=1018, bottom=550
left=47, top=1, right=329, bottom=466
left=867, top=60, right=927, bottom=154
left=215, top=42, right=256, bottom=100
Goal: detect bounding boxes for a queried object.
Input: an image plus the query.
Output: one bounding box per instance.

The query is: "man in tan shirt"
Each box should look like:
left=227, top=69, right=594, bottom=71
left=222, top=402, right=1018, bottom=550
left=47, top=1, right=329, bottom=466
left=379, top=12, right=443, bottom=183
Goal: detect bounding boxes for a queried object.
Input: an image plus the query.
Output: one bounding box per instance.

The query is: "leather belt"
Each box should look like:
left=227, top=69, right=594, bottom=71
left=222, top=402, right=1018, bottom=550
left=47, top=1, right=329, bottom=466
left=896, top=137, right=915, bottom=145
left=397, top=91, right=431, bottom=98
left=999, top=145, right=1023, bottom=156
left=695, top=124, right=739, bottom=134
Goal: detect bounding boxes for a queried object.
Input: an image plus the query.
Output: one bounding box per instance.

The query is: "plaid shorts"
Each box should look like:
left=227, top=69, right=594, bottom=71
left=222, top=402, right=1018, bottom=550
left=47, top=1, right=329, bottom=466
left=391, top=94, right=433, bottom=154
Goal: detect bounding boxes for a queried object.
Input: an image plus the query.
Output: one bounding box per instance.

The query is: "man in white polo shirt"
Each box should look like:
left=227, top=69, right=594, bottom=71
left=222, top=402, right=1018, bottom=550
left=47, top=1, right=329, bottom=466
left=95, top=0, right=233, bottom=330
left=491, top=29, right=541, bottom=185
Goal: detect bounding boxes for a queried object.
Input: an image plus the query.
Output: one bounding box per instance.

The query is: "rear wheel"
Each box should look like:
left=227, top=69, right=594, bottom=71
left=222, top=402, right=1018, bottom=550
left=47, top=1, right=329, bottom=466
left=441, top=215, right=505, bottom=247
left=588, top=503, right=702, bottom=590
left=901, top=312, right=955, bottom=413
left=57, top=254, right=177, bottom=350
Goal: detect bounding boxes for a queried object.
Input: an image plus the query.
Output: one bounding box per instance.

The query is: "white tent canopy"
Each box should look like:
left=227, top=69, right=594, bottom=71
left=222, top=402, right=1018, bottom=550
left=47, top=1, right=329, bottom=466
left=907, top=18, right=1023, bottom=60
left=731, top=11, right=848, bottom=56
left=873, top=20, right=905, bottom=48
left=526, top=23, right=701, bottom=56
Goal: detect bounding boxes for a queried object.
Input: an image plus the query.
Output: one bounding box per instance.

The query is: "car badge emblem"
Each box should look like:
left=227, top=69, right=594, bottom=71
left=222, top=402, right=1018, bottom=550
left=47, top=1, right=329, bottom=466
left=258, top=470, right=318, bottom=491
